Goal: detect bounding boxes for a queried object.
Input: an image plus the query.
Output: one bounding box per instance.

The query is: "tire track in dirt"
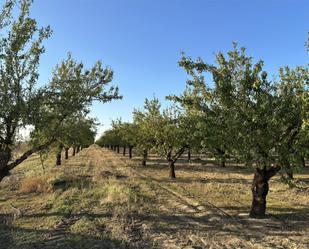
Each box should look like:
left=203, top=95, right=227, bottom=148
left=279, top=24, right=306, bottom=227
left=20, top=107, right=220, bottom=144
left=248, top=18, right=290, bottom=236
left=41, top=215, right=80, bottom=249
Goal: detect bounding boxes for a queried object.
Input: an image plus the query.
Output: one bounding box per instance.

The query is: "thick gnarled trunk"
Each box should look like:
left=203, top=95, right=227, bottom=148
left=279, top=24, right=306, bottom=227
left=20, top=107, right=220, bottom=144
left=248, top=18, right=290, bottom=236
left=250, top=170, right=268, bottom=217
left=249, top=166, right=280, bottom=218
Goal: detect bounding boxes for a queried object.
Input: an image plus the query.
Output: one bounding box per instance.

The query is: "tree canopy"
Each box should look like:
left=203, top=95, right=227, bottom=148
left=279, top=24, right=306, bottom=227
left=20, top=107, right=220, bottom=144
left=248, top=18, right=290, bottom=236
left=0, top=0, right=121, bottom=181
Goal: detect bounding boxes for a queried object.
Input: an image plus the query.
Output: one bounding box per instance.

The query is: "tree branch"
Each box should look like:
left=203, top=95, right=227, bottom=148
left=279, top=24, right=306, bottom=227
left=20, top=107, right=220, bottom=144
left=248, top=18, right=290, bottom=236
left=7, top=138, right=55, bottom=171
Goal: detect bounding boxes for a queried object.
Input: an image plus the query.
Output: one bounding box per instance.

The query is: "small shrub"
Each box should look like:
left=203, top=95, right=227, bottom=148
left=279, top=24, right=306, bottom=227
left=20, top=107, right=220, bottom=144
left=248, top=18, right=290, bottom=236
left=19, top=176, right=50, bottom=194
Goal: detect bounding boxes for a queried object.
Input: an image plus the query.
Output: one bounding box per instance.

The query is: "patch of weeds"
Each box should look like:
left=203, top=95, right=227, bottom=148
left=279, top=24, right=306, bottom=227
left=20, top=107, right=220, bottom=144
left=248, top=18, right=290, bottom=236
left=70, top=217, right=100, bottom=236
left=100, top=179, right=151, bottom=207
left=57, top=204, right=72, bottom=217
left=19, top=176, right=51, bottom=194
left=53, top=195, right=75, bottom=217
left=49, top=175, right=92, bottom=192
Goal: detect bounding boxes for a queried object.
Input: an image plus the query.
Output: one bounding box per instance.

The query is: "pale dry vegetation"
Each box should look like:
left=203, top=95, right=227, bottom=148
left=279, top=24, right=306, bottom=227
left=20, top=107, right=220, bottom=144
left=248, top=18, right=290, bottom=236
left=0, top=145, right=308, bottom=249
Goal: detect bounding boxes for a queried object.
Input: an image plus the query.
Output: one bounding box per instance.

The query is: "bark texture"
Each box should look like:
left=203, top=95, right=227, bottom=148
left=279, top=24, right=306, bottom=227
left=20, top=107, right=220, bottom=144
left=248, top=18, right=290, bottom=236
left=169, top=160, right=176, bottom=178
left=249, top=166, right=281, bottom=218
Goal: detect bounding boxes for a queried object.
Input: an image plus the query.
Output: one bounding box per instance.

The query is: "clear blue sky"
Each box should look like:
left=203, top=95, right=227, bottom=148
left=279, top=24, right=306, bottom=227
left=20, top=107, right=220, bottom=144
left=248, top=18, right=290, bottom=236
left=30, top=0, right=308, bottom=137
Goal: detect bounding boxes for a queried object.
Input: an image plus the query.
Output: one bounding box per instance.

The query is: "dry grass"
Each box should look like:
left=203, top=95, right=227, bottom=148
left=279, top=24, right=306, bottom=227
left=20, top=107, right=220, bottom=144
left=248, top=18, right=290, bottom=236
left=0, top=146, right=308, bottom=249
left=19, top=175, right=51, bottom=194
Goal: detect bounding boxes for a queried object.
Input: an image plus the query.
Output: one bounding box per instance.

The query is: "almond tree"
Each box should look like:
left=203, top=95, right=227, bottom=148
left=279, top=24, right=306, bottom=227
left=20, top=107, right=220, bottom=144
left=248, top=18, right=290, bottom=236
left=174, top=44, right=308, bottom=217
left=0, top=0, right=121, bottom=181
left=133, top=98, right=195, bottom=177
left=151, top=106, right=194, bottom=178
left=132, top=98, right=160, bottom=166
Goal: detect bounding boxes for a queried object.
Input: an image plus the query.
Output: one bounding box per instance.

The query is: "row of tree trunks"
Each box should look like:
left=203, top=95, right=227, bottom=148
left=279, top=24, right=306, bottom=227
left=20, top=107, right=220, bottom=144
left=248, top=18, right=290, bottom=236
left=56, top=145, right=83, bottom=166
left=105, top=144, right=302, bottom=218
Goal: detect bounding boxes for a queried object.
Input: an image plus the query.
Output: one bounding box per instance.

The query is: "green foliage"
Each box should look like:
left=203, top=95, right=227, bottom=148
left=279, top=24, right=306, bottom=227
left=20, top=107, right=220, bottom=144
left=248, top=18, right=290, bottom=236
left=174, top=43, right=308, bottom=172
left=0, top=0, right=121, bottom=180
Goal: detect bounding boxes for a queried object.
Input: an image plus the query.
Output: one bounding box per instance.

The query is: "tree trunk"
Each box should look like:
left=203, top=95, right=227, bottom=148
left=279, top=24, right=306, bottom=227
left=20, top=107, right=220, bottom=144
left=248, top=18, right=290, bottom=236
left=301, top=156, right=306, bottom=168
left=56, top=144, right=63, bottom=166
left=129, top=146, right=133, bottom=159
left=217, top=148, right=226, bottom=167
left=142, top=150, right=147, bottom=166
left=65, top=147, right=69, bottom=160
left=249, top=166, right=280, bottom=218
left=76, top=146, right=80, bottom=153
left=56, top=153, right=61, bottom=165
left=281, top=157, right=293, bottom=180
left=123, top=146, right=126, bottom=156
left=220, top=156, right=226, bottom=167
left=117, top=146, right=120, bottom=154
left=72, top=147, right=76, bottom=156
left=0, top=172, right=6, bottom=183
left=169, top=160, right=176, bottom=178
left=249, top=169, right=268, bottom=217
left=0, top=162, right=10, bottom=182
left=285, top=162, right=293, bottom=180
left=0, top=150, right=11, bottom=182
left=188, top=149, right=191, bottom=162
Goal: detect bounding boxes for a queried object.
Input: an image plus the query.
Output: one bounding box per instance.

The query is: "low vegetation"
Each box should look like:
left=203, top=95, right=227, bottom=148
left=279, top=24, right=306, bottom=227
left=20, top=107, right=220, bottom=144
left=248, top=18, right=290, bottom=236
left=0, top=0, right=308, bottom=248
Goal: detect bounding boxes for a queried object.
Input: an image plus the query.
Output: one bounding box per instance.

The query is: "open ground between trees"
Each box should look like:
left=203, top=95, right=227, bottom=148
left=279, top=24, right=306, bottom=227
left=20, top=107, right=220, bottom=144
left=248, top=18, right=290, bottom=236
left=0, top=0, right=308, bottom=220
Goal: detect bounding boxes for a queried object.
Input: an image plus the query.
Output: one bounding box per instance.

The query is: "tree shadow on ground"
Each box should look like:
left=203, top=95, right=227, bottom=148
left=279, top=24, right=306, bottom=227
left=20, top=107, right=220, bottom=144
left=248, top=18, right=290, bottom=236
left=0, top=213, right=152, bottom=249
